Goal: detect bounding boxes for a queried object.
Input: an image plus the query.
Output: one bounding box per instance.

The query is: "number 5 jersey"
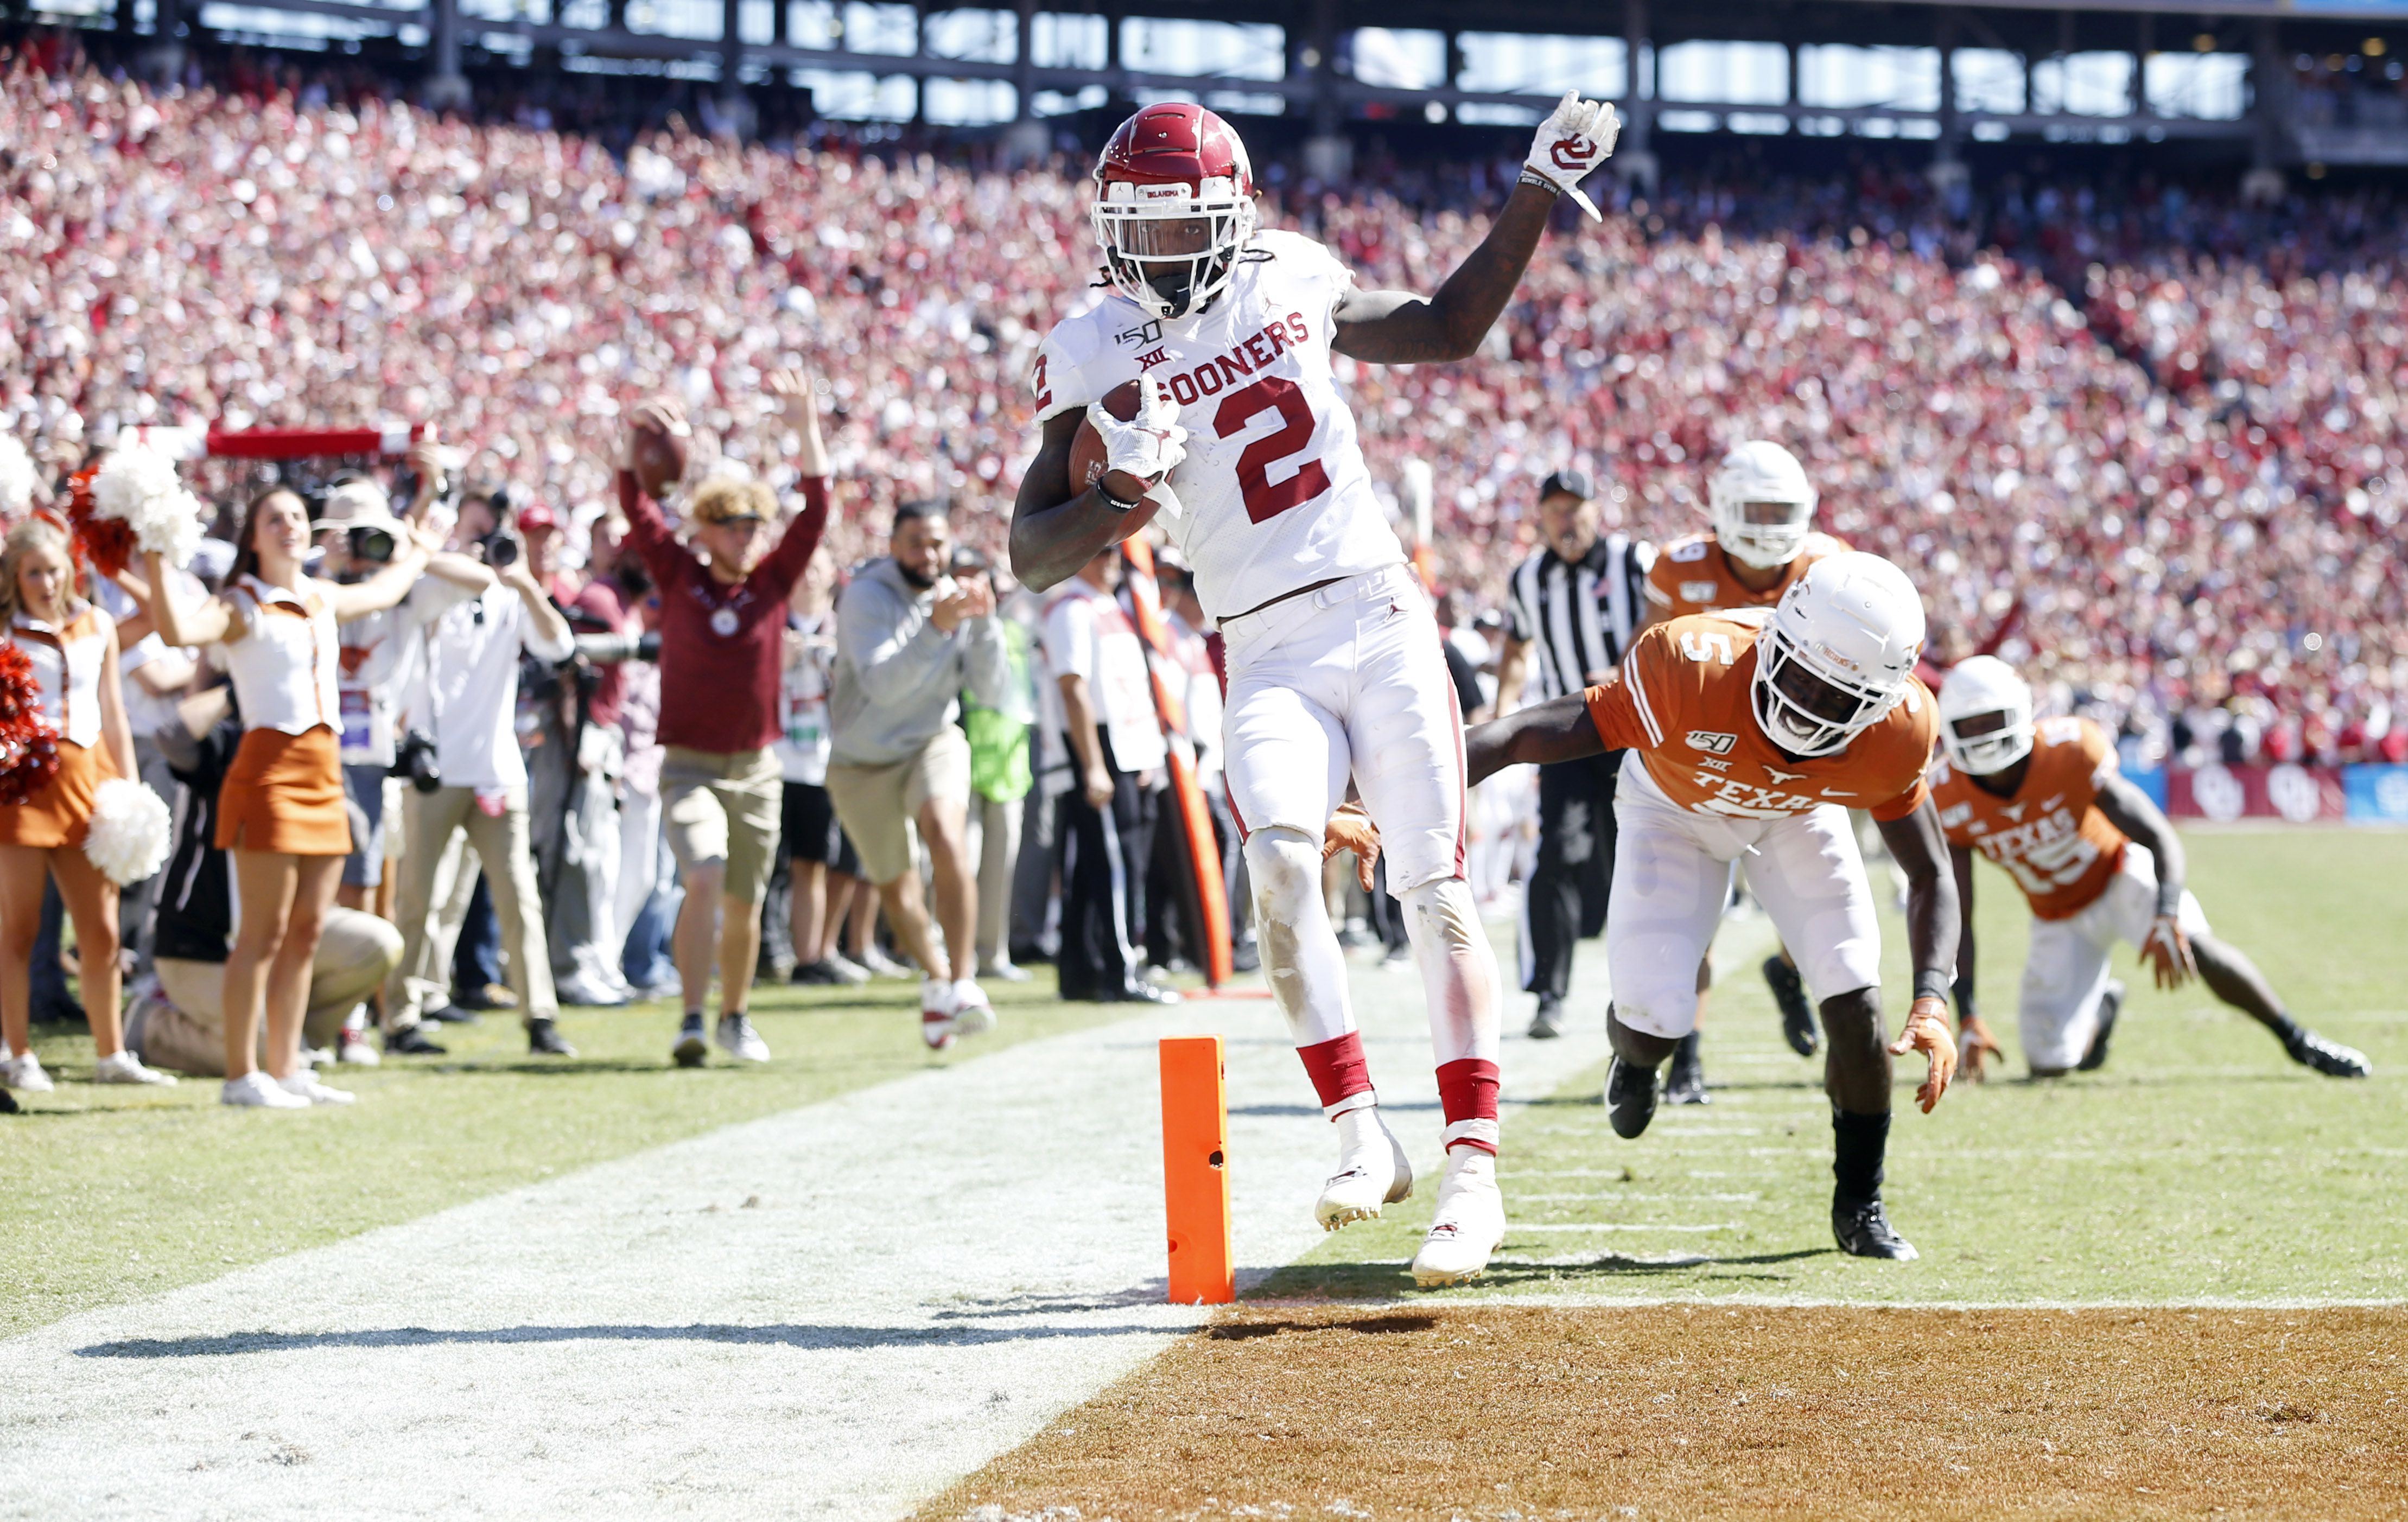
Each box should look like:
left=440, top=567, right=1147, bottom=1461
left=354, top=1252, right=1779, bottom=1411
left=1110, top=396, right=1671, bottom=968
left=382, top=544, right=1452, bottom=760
left=1032, top=228, right=1404, bottom=621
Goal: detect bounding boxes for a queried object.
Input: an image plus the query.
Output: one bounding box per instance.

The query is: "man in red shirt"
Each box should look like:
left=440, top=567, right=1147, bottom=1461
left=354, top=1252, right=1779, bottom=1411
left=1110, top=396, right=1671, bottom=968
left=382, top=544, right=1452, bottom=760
left=618, top=372, right=831, bottom=1068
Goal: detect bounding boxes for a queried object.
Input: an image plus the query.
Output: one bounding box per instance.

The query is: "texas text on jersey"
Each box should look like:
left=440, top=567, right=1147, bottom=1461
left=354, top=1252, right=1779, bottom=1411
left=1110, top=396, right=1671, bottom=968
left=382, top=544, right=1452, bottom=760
left=1929, top=714, right=2127, bottom=920
left=1644, top=531, right=1851, bottom=618
left=1030, top=228, right=1403, bottom=621
left=1582, top=611, right=1936, bottom=822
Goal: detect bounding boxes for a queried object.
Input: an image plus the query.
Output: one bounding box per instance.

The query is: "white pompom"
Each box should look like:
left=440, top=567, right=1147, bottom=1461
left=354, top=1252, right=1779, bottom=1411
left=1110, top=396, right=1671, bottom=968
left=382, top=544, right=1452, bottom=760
left=90, top=444, right=205, bottom=569
left=83, top=776, right=173, bottom=887
left=0, top=436, right=33, bottom=515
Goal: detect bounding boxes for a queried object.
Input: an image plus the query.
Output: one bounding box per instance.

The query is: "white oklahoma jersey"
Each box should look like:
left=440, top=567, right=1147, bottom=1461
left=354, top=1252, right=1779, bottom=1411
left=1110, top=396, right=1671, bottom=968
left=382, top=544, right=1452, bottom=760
left=1033, top=228, right=1405, bottom=620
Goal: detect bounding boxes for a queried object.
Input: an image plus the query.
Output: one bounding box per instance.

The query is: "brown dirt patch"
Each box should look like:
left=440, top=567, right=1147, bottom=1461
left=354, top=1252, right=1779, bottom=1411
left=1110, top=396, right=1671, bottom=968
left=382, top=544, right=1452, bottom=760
left=916, top=1303, right=2408, bottom=1521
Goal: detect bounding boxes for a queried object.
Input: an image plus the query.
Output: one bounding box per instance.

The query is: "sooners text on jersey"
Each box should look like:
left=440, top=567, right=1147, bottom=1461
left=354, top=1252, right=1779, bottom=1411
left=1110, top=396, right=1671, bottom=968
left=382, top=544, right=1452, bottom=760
left=1033, top=229, right=1403, bottom=620
left=1645, top=531, right=1850, bottom=616
left=1583, top=612, right=1935, bottom=822
left=1929, top=715, right=2127, bottom=920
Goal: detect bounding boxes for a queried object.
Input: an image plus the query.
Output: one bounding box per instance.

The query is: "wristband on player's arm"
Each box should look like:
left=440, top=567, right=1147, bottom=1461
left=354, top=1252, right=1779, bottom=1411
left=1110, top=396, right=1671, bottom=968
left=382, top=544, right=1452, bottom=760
left=2153, top=881, right=2184, bottom=920
left=1093, top=477, right=1143, bottom=513
left=1516, top=169, right=1563, bottom=198
left=1911, top=969, right=1954, bottom=1007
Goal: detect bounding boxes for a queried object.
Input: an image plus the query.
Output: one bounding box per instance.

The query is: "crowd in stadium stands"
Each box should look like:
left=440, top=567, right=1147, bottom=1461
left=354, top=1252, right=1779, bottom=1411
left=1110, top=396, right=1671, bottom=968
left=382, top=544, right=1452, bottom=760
left=2, top=39, right=2405, bottom=1068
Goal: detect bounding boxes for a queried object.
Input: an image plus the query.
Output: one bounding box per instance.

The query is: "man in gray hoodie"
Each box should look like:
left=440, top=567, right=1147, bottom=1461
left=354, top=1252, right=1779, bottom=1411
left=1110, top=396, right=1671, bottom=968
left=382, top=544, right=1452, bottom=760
left=827, top=499, right=1009, bottom=1048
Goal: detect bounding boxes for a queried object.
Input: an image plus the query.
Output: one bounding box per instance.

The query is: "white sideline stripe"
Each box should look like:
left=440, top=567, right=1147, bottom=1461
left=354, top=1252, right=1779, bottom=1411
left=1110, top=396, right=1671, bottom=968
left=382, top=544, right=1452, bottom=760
left=1510, top=1222, right=1742, bottom=1233
left=0, top=949, right=1617, bottom=1521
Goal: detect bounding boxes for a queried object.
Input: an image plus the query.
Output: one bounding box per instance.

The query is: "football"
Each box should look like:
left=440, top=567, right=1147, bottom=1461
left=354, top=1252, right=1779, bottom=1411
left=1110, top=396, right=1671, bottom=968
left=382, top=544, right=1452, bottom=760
left=629, top=410, right=692, bottom=500
left=1067, top=379, right=1158, bottom=501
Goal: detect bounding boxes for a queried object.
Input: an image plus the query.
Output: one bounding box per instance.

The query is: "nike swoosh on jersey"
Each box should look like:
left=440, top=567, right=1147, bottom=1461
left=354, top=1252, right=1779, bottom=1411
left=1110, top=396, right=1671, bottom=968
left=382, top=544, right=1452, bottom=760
left=1819, top=787, right=1857, bottom=798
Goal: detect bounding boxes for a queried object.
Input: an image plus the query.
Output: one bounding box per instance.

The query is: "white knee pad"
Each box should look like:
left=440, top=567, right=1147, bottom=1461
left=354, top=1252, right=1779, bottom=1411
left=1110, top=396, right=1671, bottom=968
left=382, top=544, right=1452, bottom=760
left=1244, top=826, right=1323, bottom=921
left=1398, top=876, right=1483, bottom=956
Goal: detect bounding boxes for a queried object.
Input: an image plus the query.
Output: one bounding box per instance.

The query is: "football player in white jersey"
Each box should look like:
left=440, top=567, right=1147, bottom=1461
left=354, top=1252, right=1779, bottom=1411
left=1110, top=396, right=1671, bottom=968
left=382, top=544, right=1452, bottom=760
left=1011, top=95, right=1621, bottom=1287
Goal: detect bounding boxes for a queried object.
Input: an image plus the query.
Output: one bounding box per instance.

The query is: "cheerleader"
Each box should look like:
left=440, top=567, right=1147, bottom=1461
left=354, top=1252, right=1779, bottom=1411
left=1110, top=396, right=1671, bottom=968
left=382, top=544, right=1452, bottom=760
left=0, top=517, right=175, bottom=1091
left=145, top=487, right=436, bottom=1108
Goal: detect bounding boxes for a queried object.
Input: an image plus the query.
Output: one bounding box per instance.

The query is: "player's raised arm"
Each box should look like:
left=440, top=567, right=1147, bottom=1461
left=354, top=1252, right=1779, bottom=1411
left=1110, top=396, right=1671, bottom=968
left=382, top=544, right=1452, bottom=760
left=1464, top=691, right=1606, bottom=787
left=1873, top=798, right=1964, bottom=1111
left=1331, top=94, right=1618, bottom=365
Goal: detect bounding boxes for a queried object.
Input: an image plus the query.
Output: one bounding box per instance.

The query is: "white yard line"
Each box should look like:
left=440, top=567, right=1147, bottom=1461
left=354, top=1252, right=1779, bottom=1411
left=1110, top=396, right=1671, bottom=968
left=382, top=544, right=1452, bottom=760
left=0, top=951, right=1615, bottom=1521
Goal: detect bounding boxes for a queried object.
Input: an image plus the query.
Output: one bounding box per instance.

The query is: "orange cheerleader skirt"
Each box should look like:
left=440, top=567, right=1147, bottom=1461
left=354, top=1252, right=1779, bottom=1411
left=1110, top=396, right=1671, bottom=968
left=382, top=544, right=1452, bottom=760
left=215, top=725, right=351, bottom=857
left=0, top=738, right=113, bottom=850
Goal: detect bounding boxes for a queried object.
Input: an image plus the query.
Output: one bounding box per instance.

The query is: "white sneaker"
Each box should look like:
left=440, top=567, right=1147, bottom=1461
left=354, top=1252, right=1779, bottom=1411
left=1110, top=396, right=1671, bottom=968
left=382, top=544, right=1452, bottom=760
left=1411, top=1147, right=1507, bottom=1288
left=715, top=1013, right=771, bottom=1062
left=1314, top=1106, right=1413, bottom=1231
left=920, top=978, right=958, bottom=1050
left=2, top=1052, right=55, bottom=1093
left=301, top=1044, right=335, bottom=1071
left=977, top=957, right=1032, bottom=983
left=221, top=1071, right=308, bottom=1109
left=860, top=946, right=913, bottom=980
left=277, top=1071, right=357, bottom=1105
left=949, top=978, right=997, bottom=1036
left=821, top=951, right=873, bottom=985
left=338, top=1033, right=383, bottom=1066
left=94, top=1051, right=176, bottom=1086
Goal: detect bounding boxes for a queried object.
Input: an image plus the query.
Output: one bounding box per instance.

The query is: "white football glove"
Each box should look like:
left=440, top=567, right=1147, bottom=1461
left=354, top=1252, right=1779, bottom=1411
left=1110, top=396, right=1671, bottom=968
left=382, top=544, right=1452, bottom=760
left=1087, top=375, right=1188, bottom=488
left=1522, top=91, right=1622, bottom=221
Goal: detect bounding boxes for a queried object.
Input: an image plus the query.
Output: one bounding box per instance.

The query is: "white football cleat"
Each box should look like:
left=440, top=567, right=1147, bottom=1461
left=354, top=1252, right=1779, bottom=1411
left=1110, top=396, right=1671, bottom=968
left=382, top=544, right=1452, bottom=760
left=277, top=1071, right=357, bottom=1105
left=93, top=1051, right=176, bottom=1086
left=949, top=978, right=997, bottom=1037
left=221, top=1071, right=308, bottom=1109
left=1313, top=1106, right=1413, bottom=1231
left=715, top=1013, right=772, bottom=1063
left=1411, top=1147, right=1506, bottom=1288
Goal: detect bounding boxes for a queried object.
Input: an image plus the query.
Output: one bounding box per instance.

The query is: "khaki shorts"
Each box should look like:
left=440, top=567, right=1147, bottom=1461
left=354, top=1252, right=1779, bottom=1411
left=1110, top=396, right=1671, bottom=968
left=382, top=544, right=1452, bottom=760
left=662, top=746, right=785, bottom=905
left=824, top=727, right=972, bottom=887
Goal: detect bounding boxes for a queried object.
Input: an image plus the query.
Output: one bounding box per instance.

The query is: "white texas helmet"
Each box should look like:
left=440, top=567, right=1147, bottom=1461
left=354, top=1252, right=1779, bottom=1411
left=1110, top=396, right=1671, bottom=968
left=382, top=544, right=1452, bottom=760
left=1936, top=654, right=2036, bottom=775
left=1752, top=551, right=1926, bottom=757
left=1709, top=440, right=1819, bottom=570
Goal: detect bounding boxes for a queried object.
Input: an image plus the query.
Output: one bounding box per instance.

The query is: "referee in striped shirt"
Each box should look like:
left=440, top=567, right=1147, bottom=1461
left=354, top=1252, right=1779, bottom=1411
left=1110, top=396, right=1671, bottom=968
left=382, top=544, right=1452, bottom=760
left=1494, top=469, right=1653, bottom=1039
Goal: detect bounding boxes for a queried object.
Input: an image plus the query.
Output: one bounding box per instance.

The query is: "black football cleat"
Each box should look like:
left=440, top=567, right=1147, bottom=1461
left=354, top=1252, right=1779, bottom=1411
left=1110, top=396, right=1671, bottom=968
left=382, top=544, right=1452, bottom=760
left=2077, top=980, right=2124, bottom=1072
left=1832, top=1197, right=1918, bottom=1261
left=1763, top=955, right=1819, bottom=1058
left=1664, top=1031, right=1710, bottom=1105
left=526, top=1018, right=577, bottom=1058
left=1605, top=1056, right=1660, bottom=1139
left=2286, top=1029, right=2372, bottom=1079
left=385, top=1025, right=448, bottom=1056
left=1528, top=994, right=1565, bottom=1041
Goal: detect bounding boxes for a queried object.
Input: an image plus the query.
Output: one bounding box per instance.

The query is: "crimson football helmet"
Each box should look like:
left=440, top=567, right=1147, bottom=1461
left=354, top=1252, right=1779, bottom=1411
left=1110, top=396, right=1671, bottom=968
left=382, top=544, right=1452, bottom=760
left=1091, top=103, right=1257, bottom=322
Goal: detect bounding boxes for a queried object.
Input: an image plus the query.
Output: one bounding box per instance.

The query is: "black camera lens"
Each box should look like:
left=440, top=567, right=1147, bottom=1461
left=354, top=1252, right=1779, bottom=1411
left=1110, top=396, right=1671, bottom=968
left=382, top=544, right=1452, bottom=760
left=351, top=527, right=398, bottom=564
left=480, top=532, right=520, bottom=569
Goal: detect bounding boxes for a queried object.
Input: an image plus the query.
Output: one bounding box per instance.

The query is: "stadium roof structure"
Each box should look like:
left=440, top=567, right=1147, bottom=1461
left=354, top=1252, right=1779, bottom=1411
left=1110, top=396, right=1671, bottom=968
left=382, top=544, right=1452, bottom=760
left=41, top=0, right=2408, bottom=169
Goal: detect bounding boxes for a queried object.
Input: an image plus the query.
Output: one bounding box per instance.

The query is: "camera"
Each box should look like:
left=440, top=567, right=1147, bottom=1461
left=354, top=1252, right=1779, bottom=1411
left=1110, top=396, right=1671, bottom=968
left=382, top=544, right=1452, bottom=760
left=477, top=531, right=520, bottom=570
left=350, top=526, right=398, bottom=564
left=392, top=730, right=442, bottom=794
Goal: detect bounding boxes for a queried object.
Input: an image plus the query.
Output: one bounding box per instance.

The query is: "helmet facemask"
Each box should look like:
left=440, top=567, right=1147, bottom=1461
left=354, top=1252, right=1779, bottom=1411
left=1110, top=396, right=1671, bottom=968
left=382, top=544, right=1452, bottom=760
left=1751, top=623, right=1903, bottom=758
left=1718, top=498, right=1814, bottom=570
left=1092, top=179, right=1256, bottom=322
left=1942, top=705, right=2036, bottom=775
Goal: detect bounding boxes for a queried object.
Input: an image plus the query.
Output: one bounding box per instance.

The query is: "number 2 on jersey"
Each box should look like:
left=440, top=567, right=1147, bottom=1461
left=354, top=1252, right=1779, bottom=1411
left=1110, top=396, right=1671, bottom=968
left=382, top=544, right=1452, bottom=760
left=1214, top=375, right=1330, bottom=524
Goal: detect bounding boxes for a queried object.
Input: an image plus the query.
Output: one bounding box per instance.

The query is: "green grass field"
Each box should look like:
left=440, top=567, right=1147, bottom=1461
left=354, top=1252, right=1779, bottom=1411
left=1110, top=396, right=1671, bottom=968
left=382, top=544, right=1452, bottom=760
left=1, top=972, right=1121, bottom=1339
left=1261, top=829, right=2408, bottom=1305
left=7, top=831, right=2403, bottom=1352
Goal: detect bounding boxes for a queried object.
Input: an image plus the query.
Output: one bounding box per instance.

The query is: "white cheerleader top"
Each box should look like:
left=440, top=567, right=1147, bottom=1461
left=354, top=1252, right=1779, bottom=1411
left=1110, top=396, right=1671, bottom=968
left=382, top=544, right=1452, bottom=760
left=9, top=604, right=107, bottom=749
left=222, top=575, right=344, bottom=737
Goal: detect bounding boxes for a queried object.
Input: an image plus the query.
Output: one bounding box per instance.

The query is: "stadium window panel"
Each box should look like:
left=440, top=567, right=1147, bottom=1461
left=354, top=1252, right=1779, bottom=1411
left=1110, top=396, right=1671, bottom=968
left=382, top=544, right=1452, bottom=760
left=1657, top=109, right=1718, bottom=132
left=1119, top=20, right=1286, bottom=82
left=1798, top=45, right=1940, bottom=113
left=1657, top=41, right=1787, bottom=105
left=923, top=9, right=1016, bottom=63
left=1204, top=90, right=1287, bottom=117
left=1455, top=103, right=1543, bottom=126
left=1033, top=85, right=1109, bottom=115
left=1456, top=33, right=1626, bottom=99
left=786, top=1, right=838, bottom=48
left=558, top=0, right=606, bottom=28
left=631, top=0, right=722, bottom=40
left=1034, top=13, right=1107, bottom=71
left=1952, top=48, right=2026, bottom=114
left=838, top=1, right=918, bottom=56
left=924, top=78, right=1016, bottom=124
left=1727, top=111, right=1790, bottom=135
left=736, top=0, right=777, bottom=46
left=2031, top=53, right=2133, bottom=116
left=794, top=68, right=916, bottom=118
left=1352, top=28, right=1447, bottom=90
left=1972, top=119, right=2010, bottom=141
left=2145, top=53, right=2247, bottom=118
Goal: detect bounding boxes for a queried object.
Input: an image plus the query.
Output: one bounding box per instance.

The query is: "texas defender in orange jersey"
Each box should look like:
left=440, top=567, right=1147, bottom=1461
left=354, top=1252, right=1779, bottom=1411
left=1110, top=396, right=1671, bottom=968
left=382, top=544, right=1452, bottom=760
left=1933, top=657, right=2371, bottom=1082
left=1458, top=552, right=1962, bottom=1261
left=1634, top=441, right=1851, bottom=1101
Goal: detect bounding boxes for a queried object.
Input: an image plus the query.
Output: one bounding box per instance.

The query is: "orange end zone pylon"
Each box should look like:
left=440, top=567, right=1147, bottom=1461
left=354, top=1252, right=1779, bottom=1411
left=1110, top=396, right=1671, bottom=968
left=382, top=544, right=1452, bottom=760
left=1160, top=1035, right=1234, bottom=1306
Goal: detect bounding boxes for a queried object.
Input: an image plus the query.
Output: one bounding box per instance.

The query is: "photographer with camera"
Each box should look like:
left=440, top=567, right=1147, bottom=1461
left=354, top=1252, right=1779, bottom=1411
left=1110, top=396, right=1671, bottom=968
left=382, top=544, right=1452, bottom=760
left=379, top=487, right=580, bottom=1058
